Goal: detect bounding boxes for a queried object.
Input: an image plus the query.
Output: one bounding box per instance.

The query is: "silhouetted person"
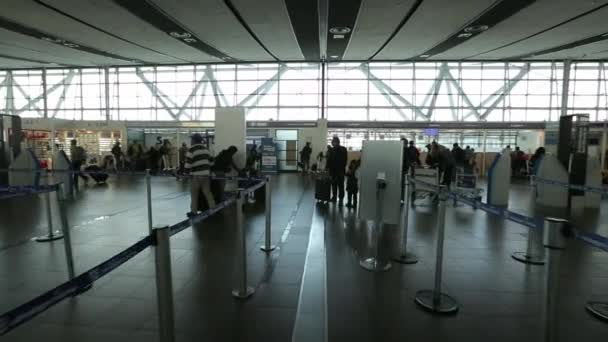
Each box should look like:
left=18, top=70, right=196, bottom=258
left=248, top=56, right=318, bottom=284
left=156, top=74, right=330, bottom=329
left=326, top=137, right=347, bottom=205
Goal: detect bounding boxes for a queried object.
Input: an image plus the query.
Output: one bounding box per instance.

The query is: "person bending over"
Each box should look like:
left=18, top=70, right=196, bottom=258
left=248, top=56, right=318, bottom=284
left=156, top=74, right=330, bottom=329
left=185, top=134, right=215, bottom=217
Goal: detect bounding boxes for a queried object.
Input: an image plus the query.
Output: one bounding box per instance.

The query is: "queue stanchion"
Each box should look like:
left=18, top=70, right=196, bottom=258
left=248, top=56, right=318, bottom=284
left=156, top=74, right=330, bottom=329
left=153, top=225, right=176, bottom=342
left=360, top=175, right=392, bottom=272
left=542, top=217, right=569, bottom=342
left=232, top=190, right=255, bottom=299
left=393, top=174, right=418, bottom=264
left=512, top=227, right=545, bottom=265
left=260, top=176, right=276, bottom=252
left=146, top=169, right=153, bottom=235
left=34, top=184, right=64, bottom=242
left=57, top=183, right=75, bottom=280
left=415, top=185, right=459, bottom=314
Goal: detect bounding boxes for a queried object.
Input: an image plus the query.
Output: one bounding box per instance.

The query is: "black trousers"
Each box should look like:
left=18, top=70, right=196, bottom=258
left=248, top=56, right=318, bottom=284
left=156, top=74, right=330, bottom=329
left=71, top=160, right=88, bottom=184
left=330, top=173, right=345, bottom=201
left=442, top=165, right=454, bottom=189
left=347, top=191, right=358, bottom=206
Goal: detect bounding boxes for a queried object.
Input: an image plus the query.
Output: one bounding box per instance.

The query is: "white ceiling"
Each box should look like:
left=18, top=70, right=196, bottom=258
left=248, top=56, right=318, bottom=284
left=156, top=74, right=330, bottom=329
left=0, top=0, right=607, bottom=69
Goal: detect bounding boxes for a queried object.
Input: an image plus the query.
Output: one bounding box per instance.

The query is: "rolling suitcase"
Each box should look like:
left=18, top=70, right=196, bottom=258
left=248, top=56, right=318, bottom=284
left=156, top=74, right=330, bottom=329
left=85, top=165, right=109, bottom=184
left=315, top=174, right=331, bottom=202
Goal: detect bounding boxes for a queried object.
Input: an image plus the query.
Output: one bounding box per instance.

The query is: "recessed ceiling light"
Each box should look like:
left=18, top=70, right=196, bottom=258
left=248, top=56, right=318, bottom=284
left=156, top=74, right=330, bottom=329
left=464, top=25, right=489, bottom=33
left=329, top=27, right=351, bottom=34
left=333, top=34, right=345, bottom=39
left=458, top=33, right=474, bottom=38
left=169, top=31, right=192, bottom=38
left=419, top=54, right=430, bottom=58
left=330, top=55, right=339, bottom=58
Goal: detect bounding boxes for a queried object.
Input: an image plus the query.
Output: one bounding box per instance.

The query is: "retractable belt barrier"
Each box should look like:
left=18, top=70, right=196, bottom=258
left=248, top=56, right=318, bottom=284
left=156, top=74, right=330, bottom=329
left=0, top=168, right=265, bottom=182
left=0, top=179, right=267, bottom=337
left=0, top=184, right=60, bottom=200
left=409, top=178, right=608, bottom=253
left=532, top=176, right=608, bottom=195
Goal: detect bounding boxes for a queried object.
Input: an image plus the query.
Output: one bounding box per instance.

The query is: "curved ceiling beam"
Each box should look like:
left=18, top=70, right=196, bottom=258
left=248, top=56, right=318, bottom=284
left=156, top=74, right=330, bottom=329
left=0, top=16, right=146, bottom=63
left=367, top=0, right=423, bottom=60
left=416, top=0, right=536, bottom=60
left=223, top=0, right=279, bottom=61
left=113, top=0, right=238, bottom=62
left=34, top=0, right=191, bottom=63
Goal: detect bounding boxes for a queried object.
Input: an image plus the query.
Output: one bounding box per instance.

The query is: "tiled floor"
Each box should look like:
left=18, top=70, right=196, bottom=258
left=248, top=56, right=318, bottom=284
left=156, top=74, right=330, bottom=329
left=1, top=174, right=607, bottom=341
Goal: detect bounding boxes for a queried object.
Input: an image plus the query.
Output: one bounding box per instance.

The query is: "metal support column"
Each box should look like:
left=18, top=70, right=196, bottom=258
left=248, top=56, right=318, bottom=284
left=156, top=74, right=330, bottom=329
left=57, top=184, right=75, bottom=280
left=42, top=69, right=49, bottom=118
left=321, top=62, right=326, bottom=119
left=260, top=177, right=276, bottom=252
left=415, top=186, right=459, bottom=314
left=146, top=169, right=153, bottom=235
left=542, top=217, right=568, bottom=342
left=561, top=60, right=572, bottom=117
left=34, top=182, right=64, bottom=242
left=233, top=191, right=255, bottom=299
left=154, top=225, right=176, bottom=342
left=511, top=227, right=545, bottom=265
left=360, top=176, right=392, bottom=272
left=104, top=67, right=111, bottom=120
left=393, top=174, right=418, bottom=264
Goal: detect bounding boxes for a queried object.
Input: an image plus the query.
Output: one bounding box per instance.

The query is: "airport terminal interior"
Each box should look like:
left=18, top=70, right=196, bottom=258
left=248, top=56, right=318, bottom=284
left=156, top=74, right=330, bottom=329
left=2, top=0, right=608, bottom=341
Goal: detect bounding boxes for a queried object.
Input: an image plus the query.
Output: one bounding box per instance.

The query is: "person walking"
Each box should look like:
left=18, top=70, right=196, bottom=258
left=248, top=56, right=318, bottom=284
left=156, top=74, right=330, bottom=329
left=326, top=137, right=347, bottom=205
left=211, top=145, right=240, bottom=201
left=300, top=142, right=312, bottom=173
left=185, top=134, right=215, bottom=217
left=70, top=139, right=88, bottom=188
left=178, top=142, right=188, bottom=174
left=431, top=143, right=456, bottom=189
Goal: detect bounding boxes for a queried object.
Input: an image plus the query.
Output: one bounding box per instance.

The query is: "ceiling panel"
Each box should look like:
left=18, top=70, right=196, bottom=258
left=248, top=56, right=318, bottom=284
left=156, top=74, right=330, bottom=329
left=0, top=27, right=129, bottom=66
left=343, top=0, right=418, bottom=60
left=230, top=0, right=303, bottom=60
left=375, top=0, right=495, bottom=60
left=42, top=0, right=214, bottom=63
left=149, top=0, right=273, bottom=61
left=436, top=0, right=608, bottom=59
left=477, top=6, right=608, bottom=59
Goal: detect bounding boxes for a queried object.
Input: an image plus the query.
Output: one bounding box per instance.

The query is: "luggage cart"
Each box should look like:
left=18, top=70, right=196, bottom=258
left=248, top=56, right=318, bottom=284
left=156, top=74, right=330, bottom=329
left=453, top=167, right=483, bottom=207
left=412, top=167, right=440, bottom=207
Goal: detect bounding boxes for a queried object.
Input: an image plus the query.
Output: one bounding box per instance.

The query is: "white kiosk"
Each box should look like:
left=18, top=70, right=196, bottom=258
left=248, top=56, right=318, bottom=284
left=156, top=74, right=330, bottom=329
left=535, top=154, right=569, bottom=208
left=214, top=107, right=246, bottom=192
left=358, top=140, right=402, bottom=271
left=9, top=149, right=40, bottom=187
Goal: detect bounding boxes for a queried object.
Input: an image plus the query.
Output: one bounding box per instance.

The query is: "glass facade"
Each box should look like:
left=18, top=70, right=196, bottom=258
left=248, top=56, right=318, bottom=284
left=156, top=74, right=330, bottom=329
left=0, top=61, right=606, bottom=122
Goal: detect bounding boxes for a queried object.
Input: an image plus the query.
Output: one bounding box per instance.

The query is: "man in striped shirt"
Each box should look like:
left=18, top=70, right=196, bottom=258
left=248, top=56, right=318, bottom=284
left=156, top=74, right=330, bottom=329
left=185, top=133, right=216, bottom=215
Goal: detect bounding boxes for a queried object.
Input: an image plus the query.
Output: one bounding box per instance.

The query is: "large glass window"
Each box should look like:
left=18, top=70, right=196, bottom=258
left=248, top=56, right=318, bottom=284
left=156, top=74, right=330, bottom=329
left=0, top=62, right=606, bottom=122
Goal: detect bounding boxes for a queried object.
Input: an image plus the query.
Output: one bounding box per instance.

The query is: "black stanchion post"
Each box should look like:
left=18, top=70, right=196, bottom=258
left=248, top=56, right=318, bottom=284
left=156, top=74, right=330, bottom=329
left=360, top=175, right=392, bottom=272
left=232, top=191, right=255, bottom=299
left=57, top=183, right=75, bottom=280
left=153, top=225, right=176, bottom=342
left=512, top=227, right=545, bottom=265
left=542, top=217, right=568, bottom=342
left=34, top=184, right=64, bottom=242
left=260, top=177, right=276, bottom=252
left=393, top=174, right=418, bottom=264
left=146, top=169, right=153, bottom=235
left=415, top=185, right=459, bottom=314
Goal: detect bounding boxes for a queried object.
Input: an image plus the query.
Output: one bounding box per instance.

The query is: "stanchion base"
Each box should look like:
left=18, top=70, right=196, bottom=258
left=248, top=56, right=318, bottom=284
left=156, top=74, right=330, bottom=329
left=392, top=252, right=419, bottom=265
left=415, top=290, right=459, bottom=314
left=260, top=245, right=277, bottom=252
left=511, top=252, right=545, bottom=265
left=232, top=286, right=255, bottom=299
left=359, top=258, right=392, bottom=272
left=586, top=301, right=608, bottom=321
left=33, top=231, right=64, bottom=242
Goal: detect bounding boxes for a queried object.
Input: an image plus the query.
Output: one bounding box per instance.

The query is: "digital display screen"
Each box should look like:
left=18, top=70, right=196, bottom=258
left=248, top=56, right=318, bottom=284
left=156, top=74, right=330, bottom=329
left=423, top=128, right=439, bottom=136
